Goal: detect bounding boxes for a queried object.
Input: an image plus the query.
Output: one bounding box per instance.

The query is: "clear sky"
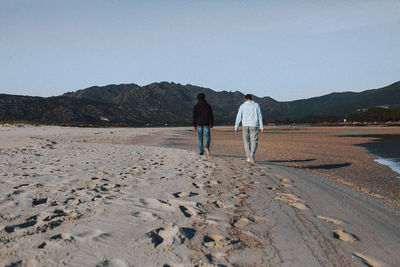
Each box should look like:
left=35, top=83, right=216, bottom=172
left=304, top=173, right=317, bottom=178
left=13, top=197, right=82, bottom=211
left=1, top=0, right=399, bottom=101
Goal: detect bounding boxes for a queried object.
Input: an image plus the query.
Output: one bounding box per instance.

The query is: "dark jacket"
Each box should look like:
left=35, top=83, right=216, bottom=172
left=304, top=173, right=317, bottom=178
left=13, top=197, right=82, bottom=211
left=193, top=100, right=214, bottom=127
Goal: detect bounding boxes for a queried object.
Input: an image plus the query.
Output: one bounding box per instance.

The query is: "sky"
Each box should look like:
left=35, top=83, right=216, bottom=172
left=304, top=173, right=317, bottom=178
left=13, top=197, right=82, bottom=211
left=1, top=0, right=400, bottom=101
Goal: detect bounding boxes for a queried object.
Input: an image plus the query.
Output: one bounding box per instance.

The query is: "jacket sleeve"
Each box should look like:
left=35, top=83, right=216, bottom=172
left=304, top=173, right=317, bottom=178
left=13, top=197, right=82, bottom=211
left=193, top=105, right=197, bottom=127
left=209, top=105, right=214, bottom=128
left=235, top=105, right=242, bottom=131
left=257, top=104, right=264, bottom=129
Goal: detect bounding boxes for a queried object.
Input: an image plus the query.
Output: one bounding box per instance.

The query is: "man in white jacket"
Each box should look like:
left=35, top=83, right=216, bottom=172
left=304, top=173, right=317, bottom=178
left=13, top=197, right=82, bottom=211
left=235, top=94, right=264, bottom=165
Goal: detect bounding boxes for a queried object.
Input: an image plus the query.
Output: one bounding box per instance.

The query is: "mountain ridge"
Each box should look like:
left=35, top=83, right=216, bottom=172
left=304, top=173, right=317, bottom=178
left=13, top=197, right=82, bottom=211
left=1, top=81, right=399, bottom=126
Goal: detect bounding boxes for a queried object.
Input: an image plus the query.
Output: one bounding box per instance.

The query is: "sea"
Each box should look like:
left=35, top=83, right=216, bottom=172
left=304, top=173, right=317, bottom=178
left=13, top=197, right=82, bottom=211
left=356, top=134, right=400, bottom=179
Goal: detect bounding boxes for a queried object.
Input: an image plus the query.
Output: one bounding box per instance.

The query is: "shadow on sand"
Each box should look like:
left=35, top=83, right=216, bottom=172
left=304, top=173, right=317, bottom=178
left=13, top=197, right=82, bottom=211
left=302, top=162, right=352, bottom=170
left=213, top=154, right=352, bottom=171
left=269, top=159, right=316, bottom=163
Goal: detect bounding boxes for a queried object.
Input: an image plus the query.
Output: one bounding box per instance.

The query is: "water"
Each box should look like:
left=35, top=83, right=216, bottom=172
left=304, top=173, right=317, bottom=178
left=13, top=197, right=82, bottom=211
left=355, top=134, right=400, bottom=178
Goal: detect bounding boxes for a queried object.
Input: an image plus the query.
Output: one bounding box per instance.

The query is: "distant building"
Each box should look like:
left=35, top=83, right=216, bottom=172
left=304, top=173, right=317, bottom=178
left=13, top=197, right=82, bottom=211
left=376, top=105, right=390, bottom=109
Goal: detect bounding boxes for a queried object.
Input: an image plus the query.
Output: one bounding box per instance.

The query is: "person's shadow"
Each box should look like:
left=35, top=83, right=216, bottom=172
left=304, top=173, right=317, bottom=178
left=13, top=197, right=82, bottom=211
left=214, top=155, right=352, bottom=170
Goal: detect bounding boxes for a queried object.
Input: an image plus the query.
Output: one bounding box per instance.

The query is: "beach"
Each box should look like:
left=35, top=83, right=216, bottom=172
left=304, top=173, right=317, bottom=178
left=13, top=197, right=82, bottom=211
left=148, top=126, right=400, bottom=206
left=1, top=126, right=399, bottom=266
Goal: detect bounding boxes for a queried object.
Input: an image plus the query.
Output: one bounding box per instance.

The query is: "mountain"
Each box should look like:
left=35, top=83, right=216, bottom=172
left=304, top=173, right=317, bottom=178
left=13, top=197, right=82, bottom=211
left=0, top=93, right=159, bottom=126
left=64, top=82, right=284, bottom=124
left=279, top=81, right=400, bottom=120
left=1, top=81, right=399, bottom=126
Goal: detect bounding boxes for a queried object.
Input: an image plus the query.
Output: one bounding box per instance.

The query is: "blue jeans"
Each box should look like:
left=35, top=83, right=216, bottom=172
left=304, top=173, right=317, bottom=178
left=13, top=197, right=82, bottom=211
left=197, top=126, right=210, bottom=153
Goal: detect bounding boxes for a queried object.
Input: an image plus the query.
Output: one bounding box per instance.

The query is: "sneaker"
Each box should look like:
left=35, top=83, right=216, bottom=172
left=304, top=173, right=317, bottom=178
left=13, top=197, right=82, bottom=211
left=204, top=147, right=211, bottom=156
left=249, top=155, right=256, bottom=165
left=199, top=152, right=204, bottom=155
left=246, top=157, right=251, bottom=163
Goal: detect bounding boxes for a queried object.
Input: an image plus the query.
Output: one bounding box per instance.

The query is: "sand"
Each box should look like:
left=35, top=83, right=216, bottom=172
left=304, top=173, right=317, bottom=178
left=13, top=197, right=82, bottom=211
left=154, top=126, right=400, bottom=206
left=1, top=125, right=399, bottom=266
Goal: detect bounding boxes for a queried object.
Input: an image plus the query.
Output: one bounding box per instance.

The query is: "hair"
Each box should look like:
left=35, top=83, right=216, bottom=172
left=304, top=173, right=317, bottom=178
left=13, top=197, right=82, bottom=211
left=197, top=93, right=205, bottom=101
left=245, top=94, right=252, bottom=100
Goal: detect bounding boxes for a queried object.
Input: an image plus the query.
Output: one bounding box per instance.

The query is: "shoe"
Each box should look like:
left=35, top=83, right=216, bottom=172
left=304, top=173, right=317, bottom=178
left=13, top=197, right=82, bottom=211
left=249, top=155, right=256, bottom=165
left=199, top=152, right=204, bottom=155
left=204, top=147, right=211, bottom=156
left=246, top=157, right=251, bottom=163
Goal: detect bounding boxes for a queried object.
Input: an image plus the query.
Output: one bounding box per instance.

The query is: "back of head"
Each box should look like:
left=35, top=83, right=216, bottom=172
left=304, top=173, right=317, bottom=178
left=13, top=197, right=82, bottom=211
left=197, top=93, right=206, bottom=101
left=245, top=94, right=252, bottom=101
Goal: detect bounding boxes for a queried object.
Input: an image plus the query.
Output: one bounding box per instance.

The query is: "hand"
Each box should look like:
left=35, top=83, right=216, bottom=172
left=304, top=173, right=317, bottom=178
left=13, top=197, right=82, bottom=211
left=235, top=129, right=239, bottom=133
left=260, top=129, right=264, bottom=134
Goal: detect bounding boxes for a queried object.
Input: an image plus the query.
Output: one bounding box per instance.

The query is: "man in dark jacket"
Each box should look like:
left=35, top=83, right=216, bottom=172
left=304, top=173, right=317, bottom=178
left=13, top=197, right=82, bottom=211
left=193, top=93, right=214, bottom=156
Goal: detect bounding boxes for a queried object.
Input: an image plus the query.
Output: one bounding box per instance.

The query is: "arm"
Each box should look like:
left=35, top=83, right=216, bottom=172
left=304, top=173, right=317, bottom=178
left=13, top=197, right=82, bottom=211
left=234, top=106, right=242, bottom=132
left=209, top=105, right=214, bottom=128
left=257, top=104, right=264, bottom=133
left=193, top=105, right=198, bottom=129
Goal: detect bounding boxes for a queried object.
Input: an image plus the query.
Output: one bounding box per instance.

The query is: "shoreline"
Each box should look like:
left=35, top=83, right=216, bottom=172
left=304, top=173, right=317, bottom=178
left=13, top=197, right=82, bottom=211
left=373, top=157, right=400, bottom=179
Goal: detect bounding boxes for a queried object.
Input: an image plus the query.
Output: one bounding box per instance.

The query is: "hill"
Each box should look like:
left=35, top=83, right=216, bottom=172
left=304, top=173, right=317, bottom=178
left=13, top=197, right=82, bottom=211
left=280, top=81, right=400, bottom=120
left=1, top=81, right=399, bottom=126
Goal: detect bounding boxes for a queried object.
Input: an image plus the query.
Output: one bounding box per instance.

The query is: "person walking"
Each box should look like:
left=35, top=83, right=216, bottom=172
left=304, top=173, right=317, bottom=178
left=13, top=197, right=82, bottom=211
left=235, top=94, right=264, bottom=165
left=193, top=93, right=214, bottom=156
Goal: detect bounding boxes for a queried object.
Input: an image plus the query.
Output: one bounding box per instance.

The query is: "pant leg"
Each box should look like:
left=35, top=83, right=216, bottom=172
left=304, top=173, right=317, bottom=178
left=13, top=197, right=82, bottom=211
left=242, top=126, right=251, bottom=157
left=197, top=126, right=204, bottom=153
left=249, top=127, right=259, bottom=156
left=204, top=126, right=210, bottom=148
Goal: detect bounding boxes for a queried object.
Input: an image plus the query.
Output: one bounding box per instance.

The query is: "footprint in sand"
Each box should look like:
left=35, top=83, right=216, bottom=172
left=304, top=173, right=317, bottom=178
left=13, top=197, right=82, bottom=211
left=232, top=192, right=247, bottom=200
left=333, top=229, right=358, bottom=243
left=39, top=209, right=79, bottom=233
left=96, top=258, right=129, bottom=267
left=172, top=192, right=199, bottom=198
left=163, top=198, right=204, bottom=216
left=234, top=184, right=248, bottom=192
left=316, top=215, right=344, bottom=225
left=203, top=234, right=232, bottom=249
left=131, top=210, right=160, bottom=221
left=213, top=200, right=223, bottom=208
left=179, top=227, right=196, bottom=241
left=13, top=183, right=30, bottom=189
left=352, top=252, right=390, bottom=267
left=152, top=226, right=179, bottom=246
left=4, top=215, right=38, bottom=233
left=232, top=216, right=251, bottom=228
left=278, top=178, right=294, bottom=188
left=280, top=178, right=293, bottom=183
left=5, top=209, right=79, bottom=234
left=76, top=229, right=111, bottom=242
left=178, top=205, right=202, bottom=218
left=146, top=225, right=196, bottom=248
left=5, top=259, right=38, bottom=266
left=50, top=232, right=74, bottom=242
left=64, top=196, right=81, bottom=205
left=32, top=197, right=48, bottom=207
left=135, top=198, right=175, bottom=211
left=274, top=193, right=309, bottom=210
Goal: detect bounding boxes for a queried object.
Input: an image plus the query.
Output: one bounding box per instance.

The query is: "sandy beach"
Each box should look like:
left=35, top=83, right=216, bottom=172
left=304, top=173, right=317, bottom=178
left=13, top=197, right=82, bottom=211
left=149, top=126, right=400, bottom=206
left=1, top=126, right=399, bottom=266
